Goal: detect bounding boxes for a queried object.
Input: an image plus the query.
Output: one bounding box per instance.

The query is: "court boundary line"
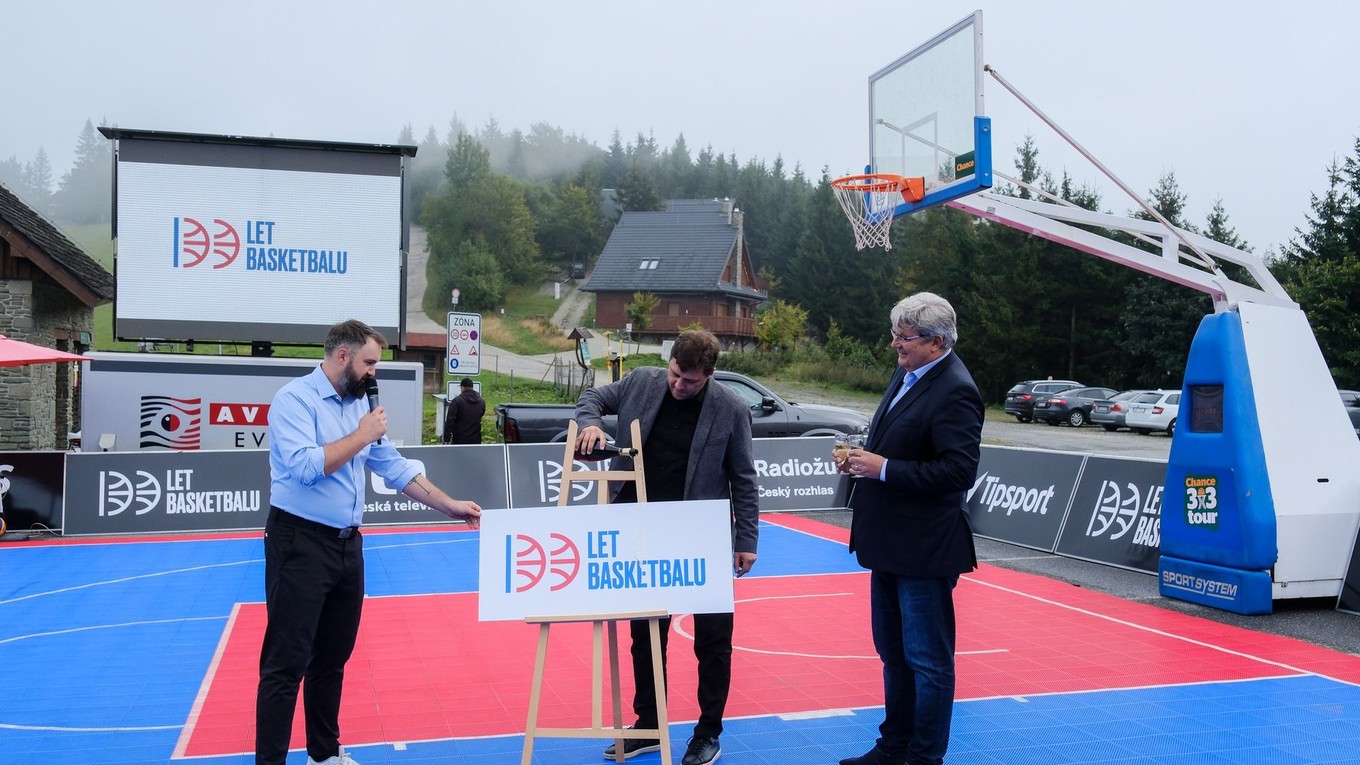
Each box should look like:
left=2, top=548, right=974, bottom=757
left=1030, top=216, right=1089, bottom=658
left=174, top=602, right=242, bottom=759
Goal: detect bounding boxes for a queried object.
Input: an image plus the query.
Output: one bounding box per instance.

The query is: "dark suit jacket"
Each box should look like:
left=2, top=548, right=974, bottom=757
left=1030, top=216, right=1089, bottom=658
left=575, top=367, right=760, bottom=554
left=848, top=352, right=983, bottom=577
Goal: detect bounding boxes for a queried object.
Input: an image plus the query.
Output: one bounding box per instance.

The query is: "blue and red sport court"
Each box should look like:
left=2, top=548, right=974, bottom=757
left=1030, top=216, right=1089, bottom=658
left=3, top=514, right=1359, bottom=764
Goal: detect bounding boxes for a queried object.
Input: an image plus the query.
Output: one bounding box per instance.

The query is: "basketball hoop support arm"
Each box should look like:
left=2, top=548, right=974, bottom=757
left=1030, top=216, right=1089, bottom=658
left=946, top=191, right=1294, bottom=313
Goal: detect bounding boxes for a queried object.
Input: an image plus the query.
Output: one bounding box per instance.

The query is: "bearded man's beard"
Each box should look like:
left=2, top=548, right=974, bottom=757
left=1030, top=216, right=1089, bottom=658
left=344, top=362, right=370, bottom=399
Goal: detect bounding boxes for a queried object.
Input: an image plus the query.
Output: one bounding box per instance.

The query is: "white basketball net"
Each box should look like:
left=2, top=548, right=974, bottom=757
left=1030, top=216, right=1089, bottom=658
left=831, top=177, right=906, bottom=251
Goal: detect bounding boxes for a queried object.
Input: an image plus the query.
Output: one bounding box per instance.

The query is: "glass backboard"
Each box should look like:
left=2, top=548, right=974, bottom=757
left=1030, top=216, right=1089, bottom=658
left=868, top=10, right=991, bottom=217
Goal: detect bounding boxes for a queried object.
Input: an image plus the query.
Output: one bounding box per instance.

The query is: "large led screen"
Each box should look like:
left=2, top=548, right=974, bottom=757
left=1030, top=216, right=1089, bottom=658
left=106, top=130, right=410, bottom=344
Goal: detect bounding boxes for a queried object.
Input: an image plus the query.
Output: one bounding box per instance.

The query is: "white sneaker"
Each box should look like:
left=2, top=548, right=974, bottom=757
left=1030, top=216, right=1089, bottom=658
left=306, top=745, right=360, bottom=765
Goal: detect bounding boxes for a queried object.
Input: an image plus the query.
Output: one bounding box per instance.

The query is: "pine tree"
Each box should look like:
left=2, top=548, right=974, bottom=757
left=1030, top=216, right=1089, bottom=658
left=1273, top=142, right=1360, bottom=384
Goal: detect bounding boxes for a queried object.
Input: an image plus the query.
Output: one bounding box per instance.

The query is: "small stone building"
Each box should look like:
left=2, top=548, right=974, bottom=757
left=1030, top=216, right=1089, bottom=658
left=0, top=183, right=114, bottom=450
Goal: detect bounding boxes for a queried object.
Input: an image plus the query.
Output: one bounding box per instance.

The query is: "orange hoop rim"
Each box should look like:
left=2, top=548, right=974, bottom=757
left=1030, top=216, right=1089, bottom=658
left=830, top=173, right=911, bottom=193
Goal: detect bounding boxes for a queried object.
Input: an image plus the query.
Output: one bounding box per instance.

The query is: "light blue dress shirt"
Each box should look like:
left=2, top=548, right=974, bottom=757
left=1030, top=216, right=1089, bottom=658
left=268, top=365, right=420, bottom=528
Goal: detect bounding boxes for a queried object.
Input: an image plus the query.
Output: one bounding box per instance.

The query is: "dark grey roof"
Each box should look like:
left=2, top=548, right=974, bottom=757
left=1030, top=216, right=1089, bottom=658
left=0, top=183, right=115, bottom=303
left=582, top=198, right=763, bottom=299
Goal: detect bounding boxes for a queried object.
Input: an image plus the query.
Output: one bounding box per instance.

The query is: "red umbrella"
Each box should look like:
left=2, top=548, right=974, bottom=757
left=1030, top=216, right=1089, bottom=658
left=0, top=334, right=85, bottom=367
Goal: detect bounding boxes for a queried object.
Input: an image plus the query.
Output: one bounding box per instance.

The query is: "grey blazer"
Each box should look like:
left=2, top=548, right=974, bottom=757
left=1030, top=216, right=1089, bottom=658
left=575, top=366, right=760, bottom=554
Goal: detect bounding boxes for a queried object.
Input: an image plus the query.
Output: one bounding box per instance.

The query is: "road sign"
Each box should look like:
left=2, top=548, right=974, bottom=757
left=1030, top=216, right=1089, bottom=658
left=447, top=379, right=481, bottom=398
left=446, top=311, right=481, bottom=375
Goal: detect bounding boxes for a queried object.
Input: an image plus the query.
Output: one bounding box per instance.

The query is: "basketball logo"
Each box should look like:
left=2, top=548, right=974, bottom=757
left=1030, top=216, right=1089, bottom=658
left=507, top=533, right=581, bottom=593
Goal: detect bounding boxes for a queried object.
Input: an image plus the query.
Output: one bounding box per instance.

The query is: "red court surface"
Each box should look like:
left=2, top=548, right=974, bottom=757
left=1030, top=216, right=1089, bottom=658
left=180, top=516, right=1360, bottom=759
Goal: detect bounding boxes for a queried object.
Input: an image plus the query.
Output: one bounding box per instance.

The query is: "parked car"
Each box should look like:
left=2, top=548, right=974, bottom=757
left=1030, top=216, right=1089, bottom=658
left=1090, top=390, right=1152, bottom=432
left=1126, top=389, right=1181, bottom=435
left=1033, top=386, right=1119, bottom=427
left=1003, top=379, right=1082, bottom=422
left=495, top=370, right=870, bottom=443
left=1340, top=390, right=1360, bottom=437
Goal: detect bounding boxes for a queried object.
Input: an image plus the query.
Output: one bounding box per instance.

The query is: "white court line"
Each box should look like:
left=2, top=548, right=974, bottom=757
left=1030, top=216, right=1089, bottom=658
left=0, top=560, right=256, bottom=607
left=0, top=534, right=475, bottom=741
left=764, top=516, right=1353, bottom=688
left=671, top=592, right=1008, bottom=660
left=173, top=603, right=242, bottom=759
left=0, top=615, right=225, bottom=646
left=0, top=535, right=473, bottom=608
left=960, top=574, right=1356, bottom=687
left=0, top=721, right=181, bottom=732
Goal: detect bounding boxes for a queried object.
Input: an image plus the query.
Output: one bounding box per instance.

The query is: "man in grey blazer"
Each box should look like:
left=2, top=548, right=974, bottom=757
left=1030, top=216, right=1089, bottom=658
left=838, top=292, right=983, bottom=765
left=575, top=328, right=759, bottom=765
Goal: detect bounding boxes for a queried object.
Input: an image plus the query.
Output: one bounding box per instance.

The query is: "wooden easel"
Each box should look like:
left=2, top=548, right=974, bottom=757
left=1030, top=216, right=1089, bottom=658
left=520, top=419, right=672, bottom=765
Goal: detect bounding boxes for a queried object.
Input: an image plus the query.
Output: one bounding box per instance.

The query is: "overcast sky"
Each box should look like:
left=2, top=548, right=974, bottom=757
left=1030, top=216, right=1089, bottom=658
left=7, top=1, right=1359, bottom=256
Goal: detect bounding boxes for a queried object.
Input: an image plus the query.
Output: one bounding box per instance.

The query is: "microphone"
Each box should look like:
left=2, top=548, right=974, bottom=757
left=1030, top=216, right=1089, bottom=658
left=365, top=377, right=380, bottom=412
left=364, top=377, right=385, bottom=444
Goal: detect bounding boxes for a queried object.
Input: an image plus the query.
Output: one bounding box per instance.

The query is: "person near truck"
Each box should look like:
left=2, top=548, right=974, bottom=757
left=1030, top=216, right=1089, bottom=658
left=443, top=376, right=485, bottom=444
left=573, top=328, right=759, bottom=765
left=256, top=319, right=482, bottom=765
left=836, top=292, right=983, bottom=765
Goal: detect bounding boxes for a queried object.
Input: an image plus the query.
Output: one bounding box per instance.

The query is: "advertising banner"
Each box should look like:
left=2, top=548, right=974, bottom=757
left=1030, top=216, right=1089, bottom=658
left=63, top=450, right=270, bottom=536
left=0, top=451, right=67, bottom=532
left=478, top=499, right=735, bottom=621
left=506, top=443, right=630, bottom=508
left=79, top=353, right=424, bottom=452
left=362, top=444, right=507, bottom=526
left=1337, top=527, right=1360, bottom=615
left=1056, top=456, right=1167, bottom=572
left=752, top=437, right=850, bottom=511
left=965, top=446, right=1084, bottom=552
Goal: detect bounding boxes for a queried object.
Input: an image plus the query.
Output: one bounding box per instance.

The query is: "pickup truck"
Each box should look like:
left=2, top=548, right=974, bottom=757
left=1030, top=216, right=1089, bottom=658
left=496, top=370, right=871, bottom=443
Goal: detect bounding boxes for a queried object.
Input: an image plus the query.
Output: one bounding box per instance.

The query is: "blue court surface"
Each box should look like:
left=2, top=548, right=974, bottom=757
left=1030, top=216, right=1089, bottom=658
left=2, top=513, right=1360, bottom=764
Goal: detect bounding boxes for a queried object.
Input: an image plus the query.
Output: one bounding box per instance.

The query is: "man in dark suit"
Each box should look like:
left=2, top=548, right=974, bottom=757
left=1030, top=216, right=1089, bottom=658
left=574, top=328, right=759, bottom=765
left=838, top=292, right=983, bottom=765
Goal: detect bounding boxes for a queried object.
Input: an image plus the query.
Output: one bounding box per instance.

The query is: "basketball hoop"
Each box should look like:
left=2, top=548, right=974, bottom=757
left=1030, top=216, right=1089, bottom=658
left=830, top=173, right=925, bottom=250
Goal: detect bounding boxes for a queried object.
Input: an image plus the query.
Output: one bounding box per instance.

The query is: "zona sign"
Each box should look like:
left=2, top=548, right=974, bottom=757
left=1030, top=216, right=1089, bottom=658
left=446, top=311, right=481, bottom=375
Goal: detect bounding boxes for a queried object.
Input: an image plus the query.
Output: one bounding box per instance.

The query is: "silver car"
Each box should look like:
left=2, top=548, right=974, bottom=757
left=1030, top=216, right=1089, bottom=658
left=1126, top=390, right=1181, bottom=435
left=1090, top=389, right=1152, bottom=432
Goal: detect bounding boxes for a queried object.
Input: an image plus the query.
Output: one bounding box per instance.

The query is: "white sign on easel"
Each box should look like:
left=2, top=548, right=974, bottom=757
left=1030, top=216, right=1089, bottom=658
left=477, top=499, right=735, bottom=621
left=446, top=311, right=481, bottom=375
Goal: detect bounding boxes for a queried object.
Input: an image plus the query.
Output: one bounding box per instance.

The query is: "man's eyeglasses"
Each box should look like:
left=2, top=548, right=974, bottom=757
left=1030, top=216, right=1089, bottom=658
left=890, top=330, right=930, bottom=343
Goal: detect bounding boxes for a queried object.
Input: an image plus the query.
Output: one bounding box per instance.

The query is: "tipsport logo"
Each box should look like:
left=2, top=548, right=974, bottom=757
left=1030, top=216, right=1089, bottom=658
left=140, top=396, right=202, bottom=450
left=99, top=470, right=162, bottom=517
left=505, top=533, right=581, bottom=593
left=174, top=217, right=240, bottom=269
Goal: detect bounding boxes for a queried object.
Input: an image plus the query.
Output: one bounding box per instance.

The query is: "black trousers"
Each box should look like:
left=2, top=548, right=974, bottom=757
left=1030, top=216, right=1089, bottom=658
left=629, top=612, right=734, bottom=739
left=255, top=508, right=365, bottom=765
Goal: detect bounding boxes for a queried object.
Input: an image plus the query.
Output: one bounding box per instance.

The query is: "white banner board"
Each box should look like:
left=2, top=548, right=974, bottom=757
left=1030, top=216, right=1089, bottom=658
left=478, top=499, right=735, bottom=621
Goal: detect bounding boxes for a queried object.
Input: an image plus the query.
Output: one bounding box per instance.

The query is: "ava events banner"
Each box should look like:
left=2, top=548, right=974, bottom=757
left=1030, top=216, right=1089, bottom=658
left=477, top=499, right=735, bottom=621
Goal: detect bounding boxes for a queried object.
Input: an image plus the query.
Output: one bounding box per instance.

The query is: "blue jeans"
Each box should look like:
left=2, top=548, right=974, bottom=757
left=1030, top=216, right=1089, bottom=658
left=869, top=571, right=959, bottom=765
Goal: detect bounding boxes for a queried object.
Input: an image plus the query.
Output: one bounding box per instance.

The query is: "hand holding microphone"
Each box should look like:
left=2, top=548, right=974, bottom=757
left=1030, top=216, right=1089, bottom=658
left=361, top=377, right=388, bottom=444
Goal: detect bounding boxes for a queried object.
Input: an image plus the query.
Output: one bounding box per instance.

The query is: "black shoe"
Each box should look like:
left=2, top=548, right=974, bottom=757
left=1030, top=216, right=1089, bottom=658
left=681, top=735, right=720, bottom=765
left=838, top=746, right=905, bottom=765
left=602, top=729, right=661, bottom=760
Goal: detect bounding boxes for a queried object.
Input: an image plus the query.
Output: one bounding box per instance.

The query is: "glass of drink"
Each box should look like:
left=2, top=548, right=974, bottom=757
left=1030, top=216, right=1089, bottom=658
left=832, top=434, right=851, bottom=471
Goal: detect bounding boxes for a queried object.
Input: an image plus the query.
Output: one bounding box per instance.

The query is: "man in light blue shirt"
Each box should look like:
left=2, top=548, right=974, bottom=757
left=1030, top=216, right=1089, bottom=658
left=256, top=319, right=482, bottom=765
